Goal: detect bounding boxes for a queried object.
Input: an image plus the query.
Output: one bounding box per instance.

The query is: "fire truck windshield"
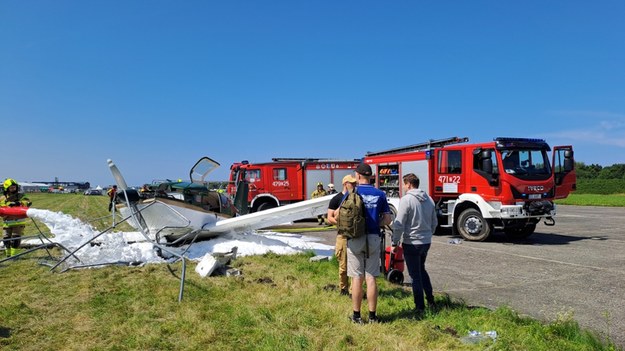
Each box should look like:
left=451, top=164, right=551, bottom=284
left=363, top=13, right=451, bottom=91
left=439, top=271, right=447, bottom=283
left=500, top=149, right=551, bottom=180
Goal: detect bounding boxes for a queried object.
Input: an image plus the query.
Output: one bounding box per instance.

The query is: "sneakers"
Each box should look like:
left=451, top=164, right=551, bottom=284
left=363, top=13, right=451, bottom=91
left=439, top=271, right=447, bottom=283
left=349, top=315, right=381, bottom=324
left=413, top=308, right=425, bottom=320
left=349, top=316, right=364, bottom=324
left=427, top=296, right=436, bottom=308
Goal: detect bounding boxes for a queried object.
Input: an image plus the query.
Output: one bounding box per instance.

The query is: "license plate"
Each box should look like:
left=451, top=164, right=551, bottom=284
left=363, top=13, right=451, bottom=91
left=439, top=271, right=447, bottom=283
left=529, top=194, right=541, bottom=199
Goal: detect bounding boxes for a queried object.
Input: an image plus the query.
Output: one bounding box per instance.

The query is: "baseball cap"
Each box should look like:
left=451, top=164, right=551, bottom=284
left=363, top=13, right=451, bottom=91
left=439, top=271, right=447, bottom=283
left=327, top=183, right=334, bottom=188
left=355, top=163, right=373, bottom=176
left=342, top=175, right=357, bottom=184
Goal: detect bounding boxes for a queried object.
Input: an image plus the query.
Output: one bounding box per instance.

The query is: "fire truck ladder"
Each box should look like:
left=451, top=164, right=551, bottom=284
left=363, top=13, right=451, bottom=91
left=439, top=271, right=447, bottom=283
left=270, top=158, right=361, bottom=162
left=271, top=158, right=326, bottom=162
left=365, top=136, right=469, bottom=156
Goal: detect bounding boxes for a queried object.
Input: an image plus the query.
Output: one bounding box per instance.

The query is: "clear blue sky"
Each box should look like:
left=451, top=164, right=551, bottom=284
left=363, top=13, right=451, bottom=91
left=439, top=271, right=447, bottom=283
left=2, top=1, right=623, bottom=187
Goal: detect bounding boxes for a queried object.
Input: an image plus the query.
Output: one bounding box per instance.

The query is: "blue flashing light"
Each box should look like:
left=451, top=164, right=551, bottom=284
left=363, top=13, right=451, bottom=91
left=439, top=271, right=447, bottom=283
left=494, top=137, right=549, bottom=150
left=495, top=137, right=546, bottom=143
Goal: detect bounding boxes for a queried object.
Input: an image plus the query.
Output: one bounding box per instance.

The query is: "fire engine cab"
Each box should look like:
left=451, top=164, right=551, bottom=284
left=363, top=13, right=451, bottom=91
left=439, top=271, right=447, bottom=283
left=363, top=137, right=576, bottom=241
left=228, top=158, right=360, bottom=213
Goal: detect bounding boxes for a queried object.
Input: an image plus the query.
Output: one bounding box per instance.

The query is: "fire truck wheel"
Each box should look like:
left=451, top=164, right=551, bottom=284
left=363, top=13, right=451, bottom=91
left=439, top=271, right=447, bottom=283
left=457, top=208, right=492, bottom=241
left=256, top=202, right=277, bottom=212
left=504, top=223, right=536, bottom=240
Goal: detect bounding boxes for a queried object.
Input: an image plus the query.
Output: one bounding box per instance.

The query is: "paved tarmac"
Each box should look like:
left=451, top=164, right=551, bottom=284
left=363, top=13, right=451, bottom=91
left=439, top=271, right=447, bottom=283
left=297, top=205, right=625, bottom=348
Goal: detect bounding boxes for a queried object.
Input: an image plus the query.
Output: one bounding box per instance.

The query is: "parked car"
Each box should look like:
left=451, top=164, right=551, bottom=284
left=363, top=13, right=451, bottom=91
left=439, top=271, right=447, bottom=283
left=84, top=189, right=103, bottom=196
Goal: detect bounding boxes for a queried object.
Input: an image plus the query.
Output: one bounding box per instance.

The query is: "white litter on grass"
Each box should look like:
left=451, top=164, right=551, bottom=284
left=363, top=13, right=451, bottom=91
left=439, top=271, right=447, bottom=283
left=23, top=209, right=334, bottom=268
left=195, top=254, right=219, bottom=278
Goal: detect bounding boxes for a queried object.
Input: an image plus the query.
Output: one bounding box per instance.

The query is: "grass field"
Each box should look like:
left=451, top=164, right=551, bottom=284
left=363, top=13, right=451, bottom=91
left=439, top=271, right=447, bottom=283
left=0, top=193, right=622, bottom=350
left=555, top=193, right=625, bottom=207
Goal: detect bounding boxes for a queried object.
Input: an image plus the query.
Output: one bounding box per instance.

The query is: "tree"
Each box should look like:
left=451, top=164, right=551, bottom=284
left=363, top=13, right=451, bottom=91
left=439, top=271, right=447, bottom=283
left=575, top=162, right=602, bottom=179
left=598, top=164, right=625, bottom=179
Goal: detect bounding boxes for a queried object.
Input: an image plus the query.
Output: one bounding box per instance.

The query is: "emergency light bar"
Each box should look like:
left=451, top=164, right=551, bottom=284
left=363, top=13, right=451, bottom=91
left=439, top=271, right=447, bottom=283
left=494, top=137, right=550, bottom=150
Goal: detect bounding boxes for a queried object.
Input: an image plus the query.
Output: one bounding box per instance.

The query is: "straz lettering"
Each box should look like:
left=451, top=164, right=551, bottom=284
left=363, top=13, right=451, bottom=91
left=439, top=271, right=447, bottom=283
left=314, top=164, right=358, bottom=170
left=272, top=180, right=290, bottom=187
left=438, top=175, right=461, bottom=183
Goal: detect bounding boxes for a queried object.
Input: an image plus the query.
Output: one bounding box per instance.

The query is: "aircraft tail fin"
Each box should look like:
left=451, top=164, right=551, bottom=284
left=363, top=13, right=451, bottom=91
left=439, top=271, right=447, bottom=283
left=107, top=159, right=129, bottom=190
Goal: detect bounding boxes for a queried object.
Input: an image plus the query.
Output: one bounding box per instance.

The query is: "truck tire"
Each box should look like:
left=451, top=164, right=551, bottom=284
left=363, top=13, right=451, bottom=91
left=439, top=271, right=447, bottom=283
left=504, top=223, right=536, bottom=240
left=256, top=202, right=277, bottom=212
left=457, top=208, right=492, bottom=241
left=388, top=205, right=397, bottom=221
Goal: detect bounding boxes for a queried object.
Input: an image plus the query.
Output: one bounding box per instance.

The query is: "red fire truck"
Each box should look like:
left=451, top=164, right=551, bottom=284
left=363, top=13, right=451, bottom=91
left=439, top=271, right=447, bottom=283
left=363, top=137, right=576, bottom=241
left=228, top=158, right=361, bottom=213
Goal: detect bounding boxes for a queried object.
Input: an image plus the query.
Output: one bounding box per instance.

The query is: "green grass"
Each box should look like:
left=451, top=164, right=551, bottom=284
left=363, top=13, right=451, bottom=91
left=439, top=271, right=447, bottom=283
left=1, top=193, right=622, bottom=350
left=555, top=193, right=625, bottom=207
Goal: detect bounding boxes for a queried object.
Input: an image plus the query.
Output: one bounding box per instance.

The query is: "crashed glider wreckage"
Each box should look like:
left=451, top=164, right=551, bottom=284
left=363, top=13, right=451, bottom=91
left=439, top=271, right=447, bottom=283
left=1, top=158, right=332, bottom=303
left=108, top=157, right=333, bottom=244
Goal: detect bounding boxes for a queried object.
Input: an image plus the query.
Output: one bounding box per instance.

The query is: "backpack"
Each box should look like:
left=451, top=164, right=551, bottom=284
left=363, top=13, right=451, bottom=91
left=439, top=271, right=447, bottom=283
left=337, top=190, right=366, bottom=239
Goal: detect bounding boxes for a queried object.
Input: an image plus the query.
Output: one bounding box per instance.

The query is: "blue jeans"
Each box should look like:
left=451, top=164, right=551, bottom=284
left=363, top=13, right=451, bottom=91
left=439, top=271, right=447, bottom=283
left=403, top=243, right=433, bottom=311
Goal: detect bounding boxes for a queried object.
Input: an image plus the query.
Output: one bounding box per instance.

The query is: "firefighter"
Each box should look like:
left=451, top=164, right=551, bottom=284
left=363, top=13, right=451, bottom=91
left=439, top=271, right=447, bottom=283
left=311, top=182, right=327, bottom=225
left=327, top=183, right=337, bottom=195
left=107, top=185, right=117, bottom=211
left=0, top=179, right=32, bottom=257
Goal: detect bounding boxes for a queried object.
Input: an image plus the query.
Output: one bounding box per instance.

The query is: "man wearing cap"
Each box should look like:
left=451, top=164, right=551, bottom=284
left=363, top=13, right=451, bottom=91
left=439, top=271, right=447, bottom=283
left=326, top=175, right=358, bottom=296
left=347, top=163, right=392, bottom=323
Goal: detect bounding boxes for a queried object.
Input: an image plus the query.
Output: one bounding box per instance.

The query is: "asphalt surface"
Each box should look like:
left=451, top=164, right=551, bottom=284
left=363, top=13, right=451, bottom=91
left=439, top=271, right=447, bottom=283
left=297, top=205, right=625, bottom=348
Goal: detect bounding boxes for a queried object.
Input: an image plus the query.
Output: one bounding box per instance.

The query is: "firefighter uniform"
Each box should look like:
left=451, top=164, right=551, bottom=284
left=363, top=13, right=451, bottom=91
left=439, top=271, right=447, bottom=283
left=311, top=182, right=327, bottom=224
left=1, top=179, right=31, bottom=257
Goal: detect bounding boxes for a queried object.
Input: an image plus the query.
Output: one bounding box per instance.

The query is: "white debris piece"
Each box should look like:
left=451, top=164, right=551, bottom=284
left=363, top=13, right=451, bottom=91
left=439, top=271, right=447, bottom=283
left=195, top=254, right=220, bottom=278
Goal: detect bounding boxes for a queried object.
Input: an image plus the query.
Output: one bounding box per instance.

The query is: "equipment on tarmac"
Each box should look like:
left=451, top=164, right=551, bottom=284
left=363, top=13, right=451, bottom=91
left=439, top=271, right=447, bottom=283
left=384, top=245, right=404, bottom=285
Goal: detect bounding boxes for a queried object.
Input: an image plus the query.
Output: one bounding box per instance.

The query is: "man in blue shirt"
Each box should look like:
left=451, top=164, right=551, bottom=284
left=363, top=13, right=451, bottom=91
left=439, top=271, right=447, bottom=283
left=347, top=163, right=392, bottom=323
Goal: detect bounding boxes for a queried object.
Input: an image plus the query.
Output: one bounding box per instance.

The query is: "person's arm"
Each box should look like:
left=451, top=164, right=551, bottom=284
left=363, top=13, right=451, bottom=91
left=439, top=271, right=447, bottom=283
left=381, top=212, right=392, bottom=227
left=431, top=199, right=438, bottom=233
left=327, top=208, right=337, bottom=225
left=390, top=199, right=408, bottom=252
left=20, top=196, right=32, bottom=207
left=379, top=195, right=393, bottom=227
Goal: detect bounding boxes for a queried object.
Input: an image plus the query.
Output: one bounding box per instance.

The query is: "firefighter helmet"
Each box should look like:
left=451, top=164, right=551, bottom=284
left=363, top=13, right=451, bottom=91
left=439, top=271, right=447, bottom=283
left=3, top=178, right=18, bottom=191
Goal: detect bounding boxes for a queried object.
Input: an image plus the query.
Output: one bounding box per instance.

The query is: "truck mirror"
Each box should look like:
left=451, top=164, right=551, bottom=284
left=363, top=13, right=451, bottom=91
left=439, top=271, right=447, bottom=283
left=480, top=150, right=493, bottom=174
left=482, top=158, right=493, bottom=174
left=563, top=150, right=574, bottom=172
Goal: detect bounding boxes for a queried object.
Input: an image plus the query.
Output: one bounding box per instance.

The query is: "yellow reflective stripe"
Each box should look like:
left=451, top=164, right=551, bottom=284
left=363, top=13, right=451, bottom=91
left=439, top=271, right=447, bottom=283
left=3, top=219, right=27, bottom=227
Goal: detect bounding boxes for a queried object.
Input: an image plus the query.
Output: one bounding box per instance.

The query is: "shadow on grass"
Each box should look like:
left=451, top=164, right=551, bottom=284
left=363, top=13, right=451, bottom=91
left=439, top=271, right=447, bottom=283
left=380, top=291, right=490, bottom=323
left=0, top=326, right=11, bottom=338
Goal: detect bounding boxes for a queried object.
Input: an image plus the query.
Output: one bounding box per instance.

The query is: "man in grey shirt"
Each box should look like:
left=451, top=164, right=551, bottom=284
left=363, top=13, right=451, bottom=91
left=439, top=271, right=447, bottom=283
left=391, top=173, right=438, bottom=314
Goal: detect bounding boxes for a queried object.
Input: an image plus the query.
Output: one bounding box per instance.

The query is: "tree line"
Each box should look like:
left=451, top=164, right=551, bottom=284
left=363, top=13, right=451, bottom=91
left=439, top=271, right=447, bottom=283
left=574, top=162, right=625, bottom=194
left=575, top=162, right=625, bottom=179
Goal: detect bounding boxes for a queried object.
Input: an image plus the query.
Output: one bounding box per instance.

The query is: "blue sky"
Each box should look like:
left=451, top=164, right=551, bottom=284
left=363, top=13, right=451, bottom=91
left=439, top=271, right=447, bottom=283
left=2, top=1, right=623, bottom=187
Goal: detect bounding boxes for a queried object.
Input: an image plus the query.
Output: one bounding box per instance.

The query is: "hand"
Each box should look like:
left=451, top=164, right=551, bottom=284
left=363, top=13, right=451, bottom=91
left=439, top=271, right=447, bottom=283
left=390, top=245, right=397, bottom=254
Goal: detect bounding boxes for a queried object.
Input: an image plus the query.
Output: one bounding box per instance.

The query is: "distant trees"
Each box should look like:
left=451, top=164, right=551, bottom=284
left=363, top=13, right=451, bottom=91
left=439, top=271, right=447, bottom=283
left=574, top=162, right=625, bottom=194
left=575, top=162, right=625, bottom=180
